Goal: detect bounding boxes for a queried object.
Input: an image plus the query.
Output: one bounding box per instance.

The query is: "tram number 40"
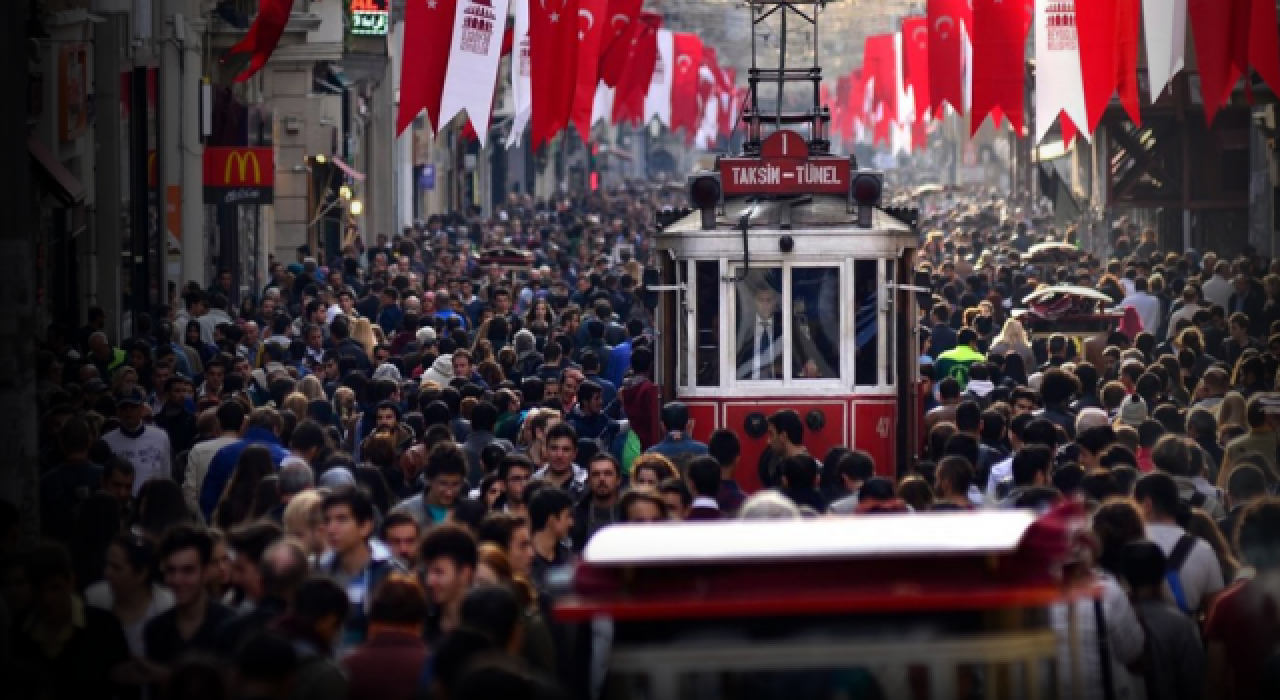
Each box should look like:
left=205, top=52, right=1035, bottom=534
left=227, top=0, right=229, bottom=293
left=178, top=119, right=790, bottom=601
left=875, top=416, right=891, bottom=439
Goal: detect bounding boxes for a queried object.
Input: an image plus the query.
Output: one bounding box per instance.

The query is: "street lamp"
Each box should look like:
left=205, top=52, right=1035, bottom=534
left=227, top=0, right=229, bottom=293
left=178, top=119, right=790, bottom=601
left=313, top=153, right=327, bottom=164
left=339, top=184, right=353, bottom=200
left=350, top=199, right=364, bottom=216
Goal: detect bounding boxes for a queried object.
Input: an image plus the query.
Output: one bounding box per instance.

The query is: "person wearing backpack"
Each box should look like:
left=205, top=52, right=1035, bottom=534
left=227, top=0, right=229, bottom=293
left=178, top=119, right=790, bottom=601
left=1134, top=471, right=1226, bottom=616
left=1122, top=540, right=1206, bottom=700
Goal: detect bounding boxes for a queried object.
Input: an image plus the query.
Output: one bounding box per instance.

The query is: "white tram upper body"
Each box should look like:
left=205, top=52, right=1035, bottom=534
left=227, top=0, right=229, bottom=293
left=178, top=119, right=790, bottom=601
left=651, top=128, right=922, bottom=487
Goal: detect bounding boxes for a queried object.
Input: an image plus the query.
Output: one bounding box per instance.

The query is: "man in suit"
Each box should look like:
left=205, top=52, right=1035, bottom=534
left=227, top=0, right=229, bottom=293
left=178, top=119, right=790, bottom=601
left=685, top=456, right=724, bottom=521
left=1228, top=274, right=1268, bottom=337
left=737, top=282, right=784, bottom=380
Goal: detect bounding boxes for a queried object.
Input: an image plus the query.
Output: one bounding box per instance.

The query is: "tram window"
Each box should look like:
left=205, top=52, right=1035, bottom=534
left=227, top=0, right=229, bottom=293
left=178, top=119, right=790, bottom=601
left=735, top=269, right=783, bottom=381
left=886, top=260, right=895, bottom=387
left=791, top=268, right=841, bottom=379
left=696, top=261, right=721, bottom=387
left=855, top=260, right=879, bottom=386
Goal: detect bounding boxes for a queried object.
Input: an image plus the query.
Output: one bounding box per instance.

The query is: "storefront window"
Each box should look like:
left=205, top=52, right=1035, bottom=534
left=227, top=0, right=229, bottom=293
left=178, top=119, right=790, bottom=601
left=792, top=268, right=841, bottom=379
left=735, top=268, right=783, bottom=381
left=696, top=261, right=721, bottom=387
left=855, top=260, right=879, bottom=385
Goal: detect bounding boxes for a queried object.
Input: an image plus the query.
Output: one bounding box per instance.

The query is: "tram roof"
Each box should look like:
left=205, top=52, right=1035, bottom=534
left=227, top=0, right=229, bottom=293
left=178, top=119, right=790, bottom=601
left=659, top=195, right=917, bottom=238
left=582, top=510, right=1039, bottom=567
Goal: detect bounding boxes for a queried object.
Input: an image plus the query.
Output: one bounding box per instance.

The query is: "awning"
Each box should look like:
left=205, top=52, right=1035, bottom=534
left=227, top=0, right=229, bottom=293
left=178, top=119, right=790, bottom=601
left=29, top=134, right=86, bottom=206
left=332, top=156, right=366, bottom=182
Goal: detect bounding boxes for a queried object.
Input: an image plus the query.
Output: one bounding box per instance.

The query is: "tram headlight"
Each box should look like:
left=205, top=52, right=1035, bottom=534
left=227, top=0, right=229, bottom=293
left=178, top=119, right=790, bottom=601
left=851, top=171, right=884, bottom=228
left=852, top=172, right=884, bottom=207
left=687, top=172, right=722, bottom=231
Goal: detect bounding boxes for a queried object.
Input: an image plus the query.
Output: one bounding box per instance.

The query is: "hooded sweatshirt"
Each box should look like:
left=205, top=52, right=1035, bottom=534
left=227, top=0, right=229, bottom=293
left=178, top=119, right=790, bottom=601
left=421, top=354, right=454, bottom=387
left=619, top=375, right=662, bottom=450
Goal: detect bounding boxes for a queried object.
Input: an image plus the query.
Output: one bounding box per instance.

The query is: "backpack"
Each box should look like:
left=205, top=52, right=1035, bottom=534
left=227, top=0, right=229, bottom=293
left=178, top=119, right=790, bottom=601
left=1164, top=535, right=1198, bottom=615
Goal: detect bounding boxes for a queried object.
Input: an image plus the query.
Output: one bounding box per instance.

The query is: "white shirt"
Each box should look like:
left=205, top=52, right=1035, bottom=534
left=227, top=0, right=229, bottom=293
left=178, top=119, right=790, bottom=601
left=326, top=303, right=344, bottom=325
left=1146, top=523, right=1225, bottom=612
left=986, top=456, right=1014, bottom=500
left=183, top=435, right=239, bottom=518
left=1202, top=275, right=1233, bottom=312
left=1120, top=291, right=1163, bottom=335
left=1166, top=302, right=1207, bottom=338
left=102, top=426, right=172, bottom=496
left=752, top=317, right=778, bottom=379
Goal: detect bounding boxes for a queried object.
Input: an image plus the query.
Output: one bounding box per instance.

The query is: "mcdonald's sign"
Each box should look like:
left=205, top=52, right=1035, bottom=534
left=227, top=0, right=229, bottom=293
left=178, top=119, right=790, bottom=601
left=203, top=147, right=275, bottom=205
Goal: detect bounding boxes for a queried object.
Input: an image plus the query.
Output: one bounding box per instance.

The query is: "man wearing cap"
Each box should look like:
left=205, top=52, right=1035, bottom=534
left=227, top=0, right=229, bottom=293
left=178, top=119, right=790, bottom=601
left=101, top=387, right=173, bottom=495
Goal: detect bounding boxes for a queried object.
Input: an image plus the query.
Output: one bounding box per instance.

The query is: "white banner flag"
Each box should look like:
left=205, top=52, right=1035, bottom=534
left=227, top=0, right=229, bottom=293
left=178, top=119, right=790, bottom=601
left=1142, top=0, right=1186, bottom=100
left=1034, top=0, right=1090, bottom=144
left=505, top=0, right=531, bottom=148
left=644, top=29, right=674, bottom=127
left=438, top=0, right=510, bottom=147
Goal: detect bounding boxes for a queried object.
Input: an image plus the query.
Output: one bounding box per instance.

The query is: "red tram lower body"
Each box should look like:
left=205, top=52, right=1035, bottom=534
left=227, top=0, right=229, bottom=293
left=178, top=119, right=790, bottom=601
left=680, top=395, right=898, bottom=493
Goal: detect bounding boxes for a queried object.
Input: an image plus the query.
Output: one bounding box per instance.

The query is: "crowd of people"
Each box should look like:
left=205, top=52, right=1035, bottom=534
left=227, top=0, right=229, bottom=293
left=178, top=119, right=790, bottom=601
left=0, top=182, right=1278, bottom=700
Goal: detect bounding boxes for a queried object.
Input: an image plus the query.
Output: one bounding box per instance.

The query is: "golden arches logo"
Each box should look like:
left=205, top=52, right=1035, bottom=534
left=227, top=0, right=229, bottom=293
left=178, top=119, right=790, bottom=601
left=224, top=151, right=262, bottom=184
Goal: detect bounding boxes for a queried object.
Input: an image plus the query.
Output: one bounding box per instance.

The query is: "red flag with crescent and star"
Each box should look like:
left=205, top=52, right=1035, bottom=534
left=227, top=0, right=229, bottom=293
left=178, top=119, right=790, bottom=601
left=570, top=0, right=608, bottom=140
left=902, top=15, right=930, bottom=121
left=530, top=0, right=581, bottom=148
left=597, top=0, right=642, bottom=85
left=396, top=0, right=460, bottom=134
left=669, top=32, right=704, bottom=140
left=611, top=12, right=660, bottom=125
left=927, top=0, right=969, bottom=116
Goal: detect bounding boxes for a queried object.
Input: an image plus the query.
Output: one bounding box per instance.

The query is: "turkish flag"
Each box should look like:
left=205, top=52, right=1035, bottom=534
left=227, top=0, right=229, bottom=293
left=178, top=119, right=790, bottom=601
left=862, top=34, right=898, bottom=145
left=901, top=16, right=930, bottom=121
left=611, top=13, right=660, bottom=125
left=396, top=0, right=460, bottom=134
left=669, top=33, right=704, bottom=138
left=570, top=0, right=608, bottom=140
left=847, top=69, right=864, bottom=142
left=598, top=0, right=642, bottom=81
left=224, top=0, right=295, bottom=83
left=530, top=0, right=581, bottom=148
left=927, top=0, right=969, bottom=116
left=970, top=0, right=1030, bottom=135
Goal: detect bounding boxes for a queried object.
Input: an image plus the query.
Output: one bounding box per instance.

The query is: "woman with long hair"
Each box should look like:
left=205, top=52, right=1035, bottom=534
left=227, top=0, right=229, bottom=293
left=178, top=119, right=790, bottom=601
left=525, top=298, right=557, bottom=327
left=1186, top=508, right=1241, bottom=583
left=988, top=318, right=1037, bottom=373
left=85, top=533, right=174, bottom=657
left=213, top=445, right=275, bottom=528
left=133, top=479, right=192, bottom=543
left=352, top=317, right=378, bottom=359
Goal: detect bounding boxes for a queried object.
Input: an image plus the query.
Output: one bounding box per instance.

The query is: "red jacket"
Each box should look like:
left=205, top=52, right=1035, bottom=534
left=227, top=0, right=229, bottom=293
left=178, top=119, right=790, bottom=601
left=621, top=376, right=662, bottom=451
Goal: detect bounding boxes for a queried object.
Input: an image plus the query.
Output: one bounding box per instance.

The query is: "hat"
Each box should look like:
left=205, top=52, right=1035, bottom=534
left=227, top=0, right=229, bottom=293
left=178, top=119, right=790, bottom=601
left=373, top=363, right=403, bottom=382
left=84, top=378, right=108, bottom=393
left=416, top=327, right=438, bottom=346
left=422, top=354, right=455, bottom=386
left=318, top=466, right=356, bottom=489
left=1117, top=395, right=1149, bottom=426
left=116, top=387, right=146, bottom=406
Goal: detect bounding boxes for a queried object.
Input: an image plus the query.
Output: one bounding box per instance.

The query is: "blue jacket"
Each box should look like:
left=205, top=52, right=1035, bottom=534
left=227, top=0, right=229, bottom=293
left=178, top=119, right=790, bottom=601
left=199, top=427, right=291, bottom=521
left=646, top=433, right=710, bottom=472
left=605, top=341, right=632, bottom=388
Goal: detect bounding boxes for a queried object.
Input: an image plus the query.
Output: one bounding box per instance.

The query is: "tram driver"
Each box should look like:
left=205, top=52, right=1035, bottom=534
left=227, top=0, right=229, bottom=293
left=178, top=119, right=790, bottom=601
left=736, top=278, right=824, bottom=380
left=737, top=281, right=783, bottom=380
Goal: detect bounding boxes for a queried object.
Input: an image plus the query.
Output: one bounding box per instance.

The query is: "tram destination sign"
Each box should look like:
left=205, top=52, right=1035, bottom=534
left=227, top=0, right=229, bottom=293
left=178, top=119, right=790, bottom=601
left=719, top=130, right=851, bottom=196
